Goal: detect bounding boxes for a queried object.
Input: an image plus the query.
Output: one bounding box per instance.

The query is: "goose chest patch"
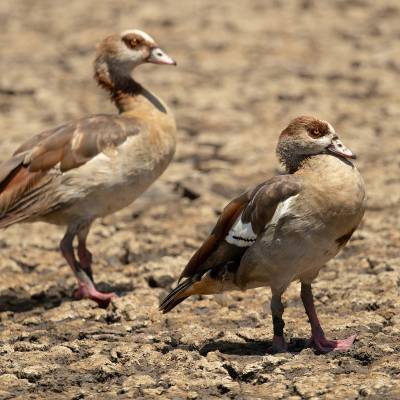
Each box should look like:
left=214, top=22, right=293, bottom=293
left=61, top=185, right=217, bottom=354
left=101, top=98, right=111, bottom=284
left=225, top=215, right=256, bottom=247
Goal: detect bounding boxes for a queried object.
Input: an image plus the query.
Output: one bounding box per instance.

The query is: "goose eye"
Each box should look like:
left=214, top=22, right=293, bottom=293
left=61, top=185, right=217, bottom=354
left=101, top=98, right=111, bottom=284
left=309, top=129, right=322, bottom=138
left=123, top=36, right=142, bottom=49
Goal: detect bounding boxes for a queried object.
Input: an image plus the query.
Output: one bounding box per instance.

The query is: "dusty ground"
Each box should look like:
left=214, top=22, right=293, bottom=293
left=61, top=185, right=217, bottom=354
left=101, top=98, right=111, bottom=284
left=0, top=0, right=399, bottom=399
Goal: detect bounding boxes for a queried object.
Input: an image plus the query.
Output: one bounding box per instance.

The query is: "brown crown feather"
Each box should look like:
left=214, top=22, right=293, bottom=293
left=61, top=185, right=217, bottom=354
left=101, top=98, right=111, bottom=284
left=280, top=115, right=330, bottom=139
left=121, top=32, right=156, bottom=50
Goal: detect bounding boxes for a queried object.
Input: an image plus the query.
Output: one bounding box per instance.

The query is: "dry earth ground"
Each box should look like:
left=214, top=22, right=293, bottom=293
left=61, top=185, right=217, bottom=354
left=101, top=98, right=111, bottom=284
left=0, top=0, right=399, bottom=399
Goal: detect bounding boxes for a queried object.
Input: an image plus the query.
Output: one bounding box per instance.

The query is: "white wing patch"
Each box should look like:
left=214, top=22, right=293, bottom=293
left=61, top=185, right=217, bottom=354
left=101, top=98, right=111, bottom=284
left=225, top=193, right=299, bottom=247
left=225, top=213, right=257, bottom=247
left=269, top=194, right=299, bottom=226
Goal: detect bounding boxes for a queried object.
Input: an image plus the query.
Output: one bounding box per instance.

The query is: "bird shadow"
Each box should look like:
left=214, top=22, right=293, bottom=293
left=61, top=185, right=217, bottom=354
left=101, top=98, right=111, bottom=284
left=0, top=289, right=64, bottom=313
left=0, top=281, right=134, bottom=313
left=199, top=338, right=309, bottom=356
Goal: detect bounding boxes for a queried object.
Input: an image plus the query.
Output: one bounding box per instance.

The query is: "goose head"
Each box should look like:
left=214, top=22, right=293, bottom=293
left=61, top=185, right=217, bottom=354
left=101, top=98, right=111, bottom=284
left=95, top=29, right=176, bottom=86
left=276, top=115, right=355, bottom=172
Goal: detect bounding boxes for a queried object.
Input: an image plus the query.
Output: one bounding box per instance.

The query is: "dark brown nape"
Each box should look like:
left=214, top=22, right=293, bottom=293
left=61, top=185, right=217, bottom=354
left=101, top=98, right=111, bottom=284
left=94, top=56, right=114, bottom=93
left=93, top=35, right=119, bottom=92
left=93, top=36, right=143, bottom=113
left=94, top=59, right=143, bottom=112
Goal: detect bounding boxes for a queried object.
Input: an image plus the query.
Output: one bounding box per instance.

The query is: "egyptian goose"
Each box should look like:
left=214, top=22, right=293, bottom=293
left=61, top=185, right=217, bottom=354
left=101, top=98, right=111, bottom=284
left=160, top=116, right=366, bottom=353
left=0, top=30, right=177, bottom=307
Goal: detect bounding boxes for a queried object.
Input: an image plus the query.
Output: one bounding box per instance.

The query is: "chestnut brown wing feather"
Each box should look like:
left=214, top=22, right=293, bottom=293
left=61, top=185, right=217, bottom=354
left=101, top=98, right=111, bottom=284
left=179, top=192, right=250, bottom=281
left=20, top=114, right=140, bottom=173
left=0, top=114, right=141, bottom=227
left=178, top=177, right=301, bottom=282
left=161, top=176, right=302, bottom=313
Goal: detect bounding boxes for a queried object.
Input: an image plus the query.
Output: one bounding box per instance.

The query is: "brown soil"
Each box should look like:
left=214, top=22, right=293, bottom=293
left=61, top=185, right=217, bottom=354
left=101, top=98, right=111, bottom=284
left=0, top=0, right=399, bottom=399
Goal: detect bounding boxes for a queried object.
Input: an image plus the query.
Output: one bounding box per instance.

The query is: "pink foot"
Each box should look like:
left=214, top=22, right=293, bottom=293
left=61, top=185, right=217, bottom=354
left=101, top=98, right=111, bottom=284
left=309, top=334, right=356, bottom=353
left=73, top=283, right=116, bottom=308
left=267, top=335, right=288, bottom=354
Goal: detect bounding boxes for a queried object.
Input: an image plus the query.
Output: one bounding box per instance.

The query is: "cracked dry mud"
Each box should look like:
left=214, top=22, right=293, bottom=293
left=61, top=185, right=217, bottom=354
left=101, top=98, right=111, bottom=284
left=0, top=0, right=399, bottom=399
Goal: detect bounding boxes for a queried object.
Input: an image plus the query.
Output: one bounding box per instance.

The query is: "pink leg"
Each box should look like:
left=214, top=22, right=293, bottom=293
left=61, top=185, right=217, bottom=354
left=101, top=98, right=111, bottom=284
left=301, top=283, right=355, bottom=353
left=267, top=293, right=288, bottom=353
left=60, top=228, right=115, bottom=308
left=77, top=225, right=94, bottom=280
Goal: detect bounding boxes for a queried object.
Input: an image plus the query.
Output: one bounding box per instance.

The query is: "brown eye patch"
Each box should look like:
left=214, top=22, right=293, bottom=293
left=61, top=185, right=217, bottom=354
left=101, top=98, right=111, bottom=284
left=122, top=33, right=145, bottom=49
left=307, top=121, right=329, bottom=139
